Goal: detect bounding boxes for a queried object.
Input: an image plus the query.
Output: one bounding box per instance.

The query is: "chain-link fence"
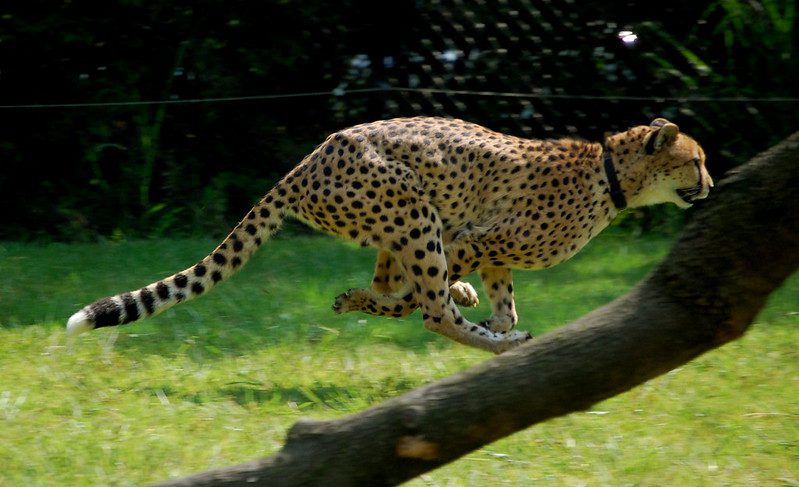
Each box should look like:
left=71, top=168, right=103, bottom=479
left=1, top=0, right=796, bottom=239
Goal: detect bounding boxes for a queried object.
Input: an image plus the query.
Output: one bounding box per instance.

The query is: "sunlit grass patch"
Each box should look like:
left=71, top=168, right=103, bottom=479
left=0, top=232, right=796, bottom=485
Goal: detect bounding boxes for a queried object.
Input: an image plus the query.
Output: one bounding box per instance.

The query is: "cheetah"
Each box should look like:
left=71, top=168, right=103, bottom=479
left=67, top=117, right=712, bottom=353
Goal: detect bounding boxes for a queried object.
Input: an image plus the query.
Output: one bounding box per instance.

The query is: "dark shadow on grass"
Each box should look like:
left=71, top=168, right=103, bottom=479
left=221, top=378, right=420, bottom=409
left=32, top=232, right=670, bottom=360
left=103, top=315, right=449, bottom=362
left=140, top=378, right=421, bottom=411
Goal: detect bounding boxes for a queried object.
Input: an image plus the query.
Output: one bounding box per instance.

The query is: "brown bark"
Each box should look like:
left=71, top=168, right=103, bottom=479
left=156, top=133, right=799, bottom=487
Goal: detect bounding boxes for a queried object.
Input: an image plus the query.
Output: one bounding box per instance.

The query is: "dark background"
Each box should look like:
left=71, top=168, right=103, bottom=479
left=1, top=0, right=796, bottom=240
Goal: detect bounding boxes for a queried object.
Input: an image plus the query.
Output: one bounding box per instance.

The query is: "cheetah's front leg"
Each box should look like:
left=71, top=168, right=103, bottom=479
left=392, top=221, right=531, bottom=354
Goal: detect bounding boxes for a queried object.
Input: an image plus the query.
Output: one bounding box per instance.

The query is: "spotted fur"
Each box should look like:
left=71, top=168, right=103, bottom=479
left=67, top=117, right=711, bottom=353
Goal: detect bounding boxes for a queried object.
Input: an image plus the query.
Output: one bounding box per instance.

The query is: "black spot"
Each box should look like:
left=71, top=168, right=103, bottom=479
left=323, top=166, right=332, bottom=176
left=233, top=240, right=244, bottom=252
left=411, top=265, right=423, bottom=276
left=325, top=145, right=334, bottom=155
left=121, top=293, right=139, bottom=324
left=174, top=274, right=188, bottom=288
left=245, top=224, right=257, bottom=236
left=414, top=250, right=425, bottom=259
left=426, top=290, right=436, bottom=300
left=211, top=271, right=223, bottom=283
left=191, top=282, right=204, bottom=295
left=260, top=208, right=270, bottom=218
left=156, top=282, right=170, bottom=300
left=194, top=264, right=207, bottom=277
left=139, top=288, right=155, bottom=315
left=232, top=257, right=242, bottom=268
left=427, top=266, right=439, bottom=277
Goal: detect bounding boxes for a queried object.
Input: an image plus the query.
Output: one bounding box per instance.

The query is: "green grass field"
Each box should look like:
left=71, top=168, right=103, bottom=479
left=1, top=232, right=797, bottom=486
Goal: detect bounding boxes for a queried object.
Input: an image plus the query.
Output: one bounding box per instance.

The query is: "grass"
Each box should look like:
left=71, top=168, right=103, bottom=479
left=0, top=231, right=797, bottom=486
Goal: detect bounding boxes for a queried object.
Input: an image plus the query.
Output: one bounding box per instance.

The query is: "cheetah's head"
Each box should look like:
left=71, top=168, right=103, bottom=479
left=608, top=118, right=713, bottom=209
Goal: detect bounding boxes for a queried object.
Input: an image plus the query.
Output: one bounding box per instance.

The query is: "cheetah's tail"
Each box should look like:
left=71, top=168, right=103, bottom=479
left=66, top=181, right=297, bottom=334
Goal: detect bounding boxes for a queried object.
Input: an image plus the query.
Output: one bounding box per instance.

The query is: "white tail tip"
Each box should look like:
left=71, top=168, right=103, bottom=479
left=66, top=310, right=94, bottom=335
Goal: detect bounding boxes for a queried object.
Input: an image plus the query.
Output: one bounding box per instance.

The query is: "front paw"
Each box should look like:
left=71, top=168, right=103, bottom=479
left=492, top=330, right=533, bottom=354
left=479, top=314, right=517, bottom=333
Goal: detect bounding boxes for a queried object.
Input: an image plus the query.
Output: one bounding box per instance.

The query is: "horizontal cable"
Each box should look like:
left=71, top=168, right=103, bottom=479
left=1, top=86, right=797, bottom=109
left=0, top=88, right=388, bottom=109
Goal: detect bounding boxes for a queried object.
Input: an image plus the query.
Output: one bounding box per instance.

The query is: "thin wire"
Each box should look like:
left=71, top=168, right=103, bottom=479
left=1, top=86, right=797, bottom=109
left=0, top=88, right=388, bottom=109
left=405, top=87, right=799, bottom=103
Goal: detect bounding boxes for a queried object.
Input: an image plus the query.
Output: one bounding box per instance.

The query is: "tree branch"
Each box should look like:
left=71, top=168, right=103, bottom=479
left=156, top=132, right=799, bottom=487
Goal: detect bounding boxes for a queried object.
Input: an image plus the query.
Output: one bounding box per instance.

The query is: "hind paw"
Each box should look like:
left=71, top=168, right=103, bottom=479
left=450, top=281, right=479, bottom=307
left=332, top=289, right=354, bottom=314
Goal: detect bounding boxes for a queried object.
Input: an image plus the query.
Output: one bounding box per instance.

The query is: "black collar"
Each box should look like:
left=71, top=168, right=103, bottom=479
left=603, top=149, right=627, bottom=210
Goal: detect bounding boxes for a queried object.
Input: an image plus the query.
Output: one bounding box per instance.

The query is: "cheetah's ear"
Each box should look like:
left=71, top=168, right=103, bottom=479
left=650, top=118, right=671, bottom=128
left=643, top=120, right=680, bottom=154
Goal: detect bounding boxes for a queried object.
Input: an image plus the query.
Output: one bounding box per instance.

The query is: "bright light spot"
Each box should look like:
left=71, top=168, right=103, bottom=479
left=618, top=30, right=638, bottom=45
left=439, top=49, right=462, bottom=63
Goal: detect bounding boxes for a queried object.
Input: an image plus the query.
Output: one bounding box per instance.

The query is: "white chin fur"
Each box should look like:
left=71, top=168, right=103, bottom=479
left=66, top=310, right=95, bottom=335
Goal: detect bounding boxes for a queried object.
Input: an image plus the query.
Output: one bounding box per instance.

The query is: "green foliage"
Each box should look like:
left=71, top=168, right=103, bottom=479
left=637, top=0, right=797, bottom=163
left=0, top=1, right=796, bottom=240
left=0, top=234, right=797, bottom=484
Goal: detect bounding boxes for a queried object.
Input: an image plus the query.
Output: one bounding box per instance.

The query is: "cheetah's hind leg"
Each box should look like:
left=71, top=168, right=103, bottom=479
left=331, top=279, right=480, bottom=318
left=373, top=250, right=480, bottom=307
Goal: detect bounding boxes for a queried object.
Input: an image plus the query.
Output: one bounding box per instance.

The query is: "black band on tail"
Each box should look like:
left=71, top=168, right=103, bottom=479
left=89, top=298, right=122, bottom=328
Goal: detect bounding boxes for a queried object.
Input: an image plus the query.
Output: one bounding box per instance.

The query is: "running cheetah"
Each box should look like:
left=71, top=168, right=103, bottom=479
left=68, top=117, right=712, bottom=353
